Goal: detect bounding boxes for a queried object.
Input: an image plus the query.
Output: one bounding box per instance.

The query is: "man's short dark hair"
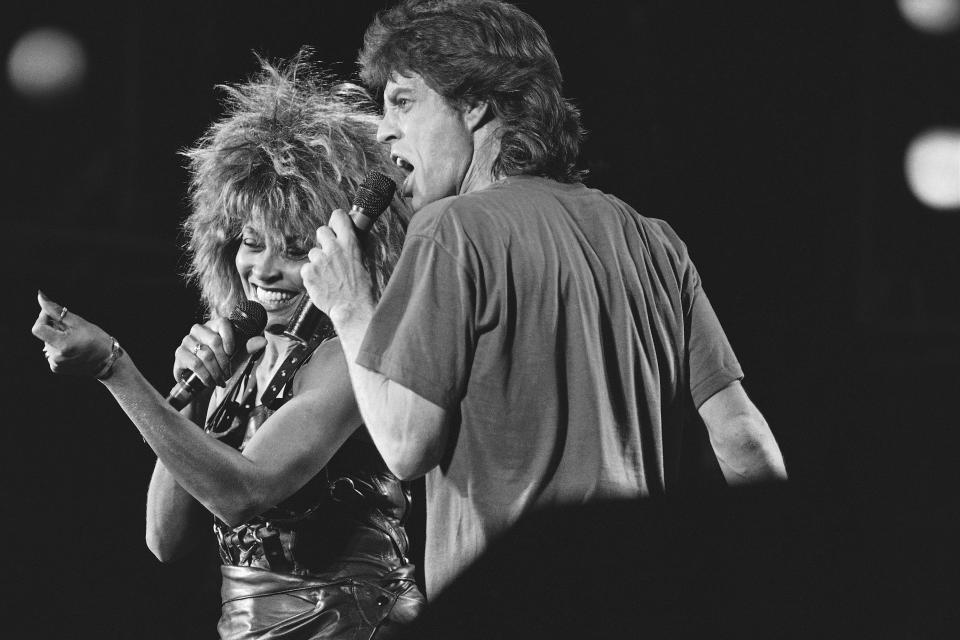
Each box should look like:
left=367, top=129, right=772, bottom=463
left=359, top=0, right=585, bottom=183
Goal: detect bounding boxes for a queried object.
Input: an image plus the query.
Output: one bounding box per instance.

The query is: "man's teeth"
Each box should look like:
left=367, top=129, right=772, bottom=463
left=395, top=156, right=413, bottom=171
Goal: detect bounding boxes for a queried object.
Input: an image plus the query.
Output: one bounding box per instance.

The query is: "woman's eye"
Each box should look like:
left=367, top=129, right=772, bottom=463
left=285, top=247, right=309, bottom=259
left=241, top=238, right=263, bottom=249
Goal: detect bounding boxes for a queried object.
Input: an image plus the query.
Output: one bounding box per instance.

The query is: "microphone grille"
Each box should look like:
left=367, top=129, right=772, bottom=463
left=230, top=300, right=267, bottom=342
left=353, top=171, right=397, bottom=218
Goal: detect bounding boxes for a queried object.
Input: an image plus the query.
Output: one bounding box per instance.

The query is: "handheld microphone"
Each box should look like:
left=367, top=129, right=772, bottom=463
left=283, top=171, right=397, bottom=343
left=166, top=300, right=267, bottom=410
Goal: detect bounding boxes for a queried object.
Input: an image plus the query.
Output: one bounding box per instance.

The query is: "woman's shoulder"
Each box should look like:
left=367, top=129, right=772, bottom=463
left=291, top=336, right=349, bottom=392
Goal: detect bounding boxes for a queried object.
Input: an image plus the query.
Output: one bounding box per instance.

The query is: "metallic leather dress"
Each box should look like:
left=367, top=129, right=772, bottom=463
left=205, top=346, right=424, bottom=639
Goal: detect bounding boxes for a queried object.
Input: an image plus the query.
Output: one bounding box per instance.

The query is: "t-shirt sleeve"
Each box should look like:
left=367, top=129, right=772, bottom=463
left=356, top=232, right=477, bottom=410
left=686, top=265, right=744, bottom=408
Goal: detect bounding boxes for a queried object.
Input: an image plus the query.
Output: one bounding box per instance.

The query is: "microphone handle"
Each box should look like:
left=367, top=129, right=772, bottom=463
left=166, top=372, right=209, bottom=411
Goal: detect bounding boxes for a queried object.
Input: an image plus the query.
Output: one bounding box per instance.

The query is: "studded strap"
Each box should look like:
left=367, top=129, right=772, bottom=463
left=259, top=333, right=325, bottom=410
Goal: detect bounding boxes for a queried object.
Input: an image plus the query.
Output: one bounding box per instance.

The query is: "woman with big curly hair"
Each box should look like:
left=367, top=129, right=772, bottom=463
left=32, top=53, right=423, bottom=639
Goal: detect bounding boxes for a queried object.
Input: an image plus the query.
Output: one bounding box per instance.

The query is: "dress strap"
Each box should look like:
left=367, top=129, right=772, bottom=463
left=259, top=328, right=330, bottom=410
left=205, top=354, right=261, bottom=449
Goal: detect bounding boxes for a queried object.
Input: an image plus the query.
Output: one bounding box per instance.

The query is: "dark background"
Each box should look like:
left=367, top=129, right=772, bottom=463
left=3, top=1, right=958, bottom=636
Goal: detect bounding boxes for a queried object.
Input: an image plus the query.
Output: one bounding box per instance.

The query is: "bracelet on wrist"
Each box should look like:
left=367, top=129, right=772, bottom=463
left=95, top=337, right=124, bottom=381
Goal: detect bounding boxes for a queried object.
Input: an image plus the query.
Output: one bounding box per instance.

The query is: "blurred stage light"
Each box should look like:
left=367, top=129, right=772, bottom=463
left=905, top=129, right=960, bottom=210
left=6, top=27, right=87, bottom=101
left=897, top=0, right=960, bottom=34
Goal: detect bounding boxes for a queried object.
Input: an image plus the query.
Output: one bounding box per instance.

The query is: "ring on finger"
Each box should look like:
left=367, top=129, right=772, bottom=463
left=193, top=343, right=205, bottom=357
left=58, top=306, right=68, bottom=321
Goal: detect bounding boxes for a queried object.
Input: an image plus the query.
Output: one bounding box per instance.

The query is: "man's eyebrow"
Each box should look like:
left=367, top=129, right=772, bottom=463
left=384, top=86, right=411, bottom=103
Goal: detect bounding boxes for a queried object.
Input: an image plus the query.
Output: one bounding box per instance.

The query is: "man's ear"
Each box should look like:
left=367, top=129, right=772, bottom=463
left=462, top=99, right=491, bottom=132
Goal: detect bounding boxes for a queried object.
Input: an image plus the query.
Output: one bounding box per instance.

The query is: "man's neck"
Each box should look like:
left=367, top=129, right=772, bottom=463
left=459, top=119, right=503, bottom=195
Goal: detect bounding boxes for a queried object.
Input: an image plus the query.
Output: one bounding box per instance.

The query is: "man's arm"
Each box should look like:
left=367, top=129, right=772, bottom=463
left=331, top=300, right=450, bottom=481
left=303, top=210, right=452, bottom=481
left=698, top=381, right=787, bottom=484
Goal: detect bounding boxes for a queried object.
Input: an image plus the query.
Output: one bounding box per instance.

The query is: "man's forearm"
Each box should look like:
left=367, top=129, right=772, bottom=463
left=331, top=301, right=448, bottom=480
left=714, top=417, right=788, bottom=485
left=699, top=382, right=787, bottom=485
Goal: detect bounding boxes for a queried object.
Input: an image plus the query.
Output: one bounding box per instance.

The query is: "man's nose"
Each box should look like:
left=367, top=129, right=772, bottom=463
left=376, top=112, right=399, bottom=144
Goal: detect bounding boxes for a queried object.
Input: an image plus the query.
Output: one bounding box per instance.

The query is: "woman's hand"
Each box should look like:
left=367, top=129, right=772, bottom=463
left=172, top=317, right=267, bottom=388
left=173, top=318, right=235, bottom=389
left=32, top=291, right=114, bottom=377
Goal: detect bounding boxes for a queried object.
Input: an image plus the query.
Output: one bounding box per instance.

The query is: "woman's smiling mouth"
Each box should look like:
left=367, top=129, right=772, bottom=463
left=252, top=284, right=300, bottom=309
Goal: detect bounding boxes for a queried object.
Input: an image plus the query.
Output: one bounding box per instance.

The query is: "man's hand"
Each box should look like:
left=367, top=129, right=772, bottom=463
left=301, top=209, right=377, bottom=325
left=32, top=291, right=114, bottom=377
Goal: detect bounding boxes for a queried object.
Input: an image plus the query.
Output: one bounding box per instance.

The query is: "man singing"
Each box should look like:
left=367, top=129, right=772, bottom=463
left=301, top=0, right=787, bottom=598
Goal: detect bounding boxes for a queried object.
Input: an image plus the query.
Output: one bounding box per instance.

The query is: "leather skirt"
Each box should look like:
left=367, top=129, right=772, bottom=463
left=217, top=563, right=424, bottom=639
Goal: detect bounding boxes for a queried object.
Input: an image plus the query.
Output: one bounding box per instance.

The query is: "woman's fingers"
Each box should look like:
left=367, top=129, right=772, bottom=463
left=32, top=309, right=60, bottom=344
left=172, top=316, right=246, bottom=387
left=175, top=340, right=216, bottom=388
left=31, top=297, right=113, bottom=376
left=36, top=290, right=65, bottom=318
left=34, top=291, right=70, bottom=337
left=245, top=335, right=267, bottom=354
left=208, top=316, right=236, bottom=358
left=192, top=323, right=232, bottom=384
left=174, top=324, right=228, bottom=387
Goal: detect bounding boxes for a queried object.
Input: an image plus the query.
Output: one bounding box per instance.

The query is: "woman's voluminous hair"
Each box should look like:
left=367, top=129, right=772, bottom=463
left=358, top=0, right=585, bottom=183
left=183, top=50, right=409, bottom=318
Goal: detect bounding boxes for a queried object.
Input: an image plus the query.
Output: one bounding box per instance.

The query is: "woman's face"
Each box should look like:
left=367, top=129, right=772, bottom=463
left=235, top=222, right=309, bottom=327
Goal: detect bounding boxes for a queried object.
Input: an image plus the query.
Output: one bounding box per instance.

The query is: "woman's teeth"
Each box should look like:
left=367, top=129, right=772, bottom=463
left=255, top=287, right=295, bottom=305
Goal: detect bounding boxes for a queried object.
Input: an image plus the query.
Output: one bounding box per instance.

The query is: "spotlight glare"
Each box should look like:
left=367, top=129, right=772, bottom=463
left=897, top=0, right=960, bottom=34
left=6, top=27, right=87, bottom=101
left=904, top=129, right=960, bottom=211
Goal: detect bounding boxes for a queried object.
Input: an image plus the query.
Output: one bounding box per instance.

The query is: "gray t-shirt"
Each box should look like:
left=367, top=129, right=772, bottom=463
left=358, top=175, right=743, bottom=595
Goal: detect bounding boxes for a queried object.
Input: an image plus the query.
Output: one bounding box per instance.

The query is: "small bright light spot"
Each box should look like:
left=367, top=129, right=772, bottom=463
left=897, top=0, right=960, bottom=34
left=6, top=27, right=87, bottom=101
left=905, top=129, right=960, bottom=210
